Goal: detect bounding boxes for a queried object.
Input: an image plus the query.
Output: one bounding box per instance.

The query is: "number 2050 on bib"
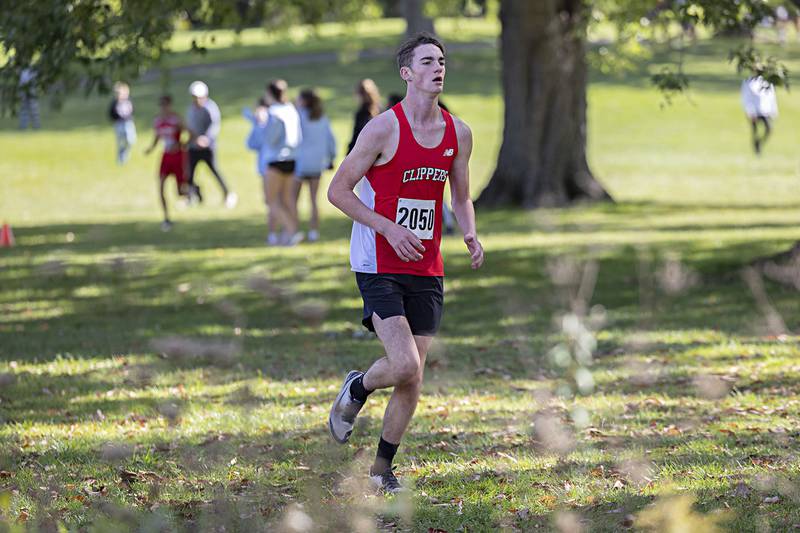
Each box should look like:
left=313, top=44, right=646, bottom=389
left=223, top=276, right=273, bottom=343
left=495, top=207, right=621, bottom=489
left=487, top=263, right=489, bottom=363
left=396, top=198, right=436, bottom=240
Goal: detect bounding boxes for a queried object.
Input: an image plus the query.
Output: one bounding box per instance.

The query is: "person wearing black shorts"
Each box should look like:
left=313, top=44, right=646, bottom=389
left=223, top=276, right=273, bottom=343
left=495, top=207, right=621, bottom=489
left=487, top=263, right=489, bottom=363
left=327, top=33, right=484, bottom=494
left=262, top=79, right=302, bottom=246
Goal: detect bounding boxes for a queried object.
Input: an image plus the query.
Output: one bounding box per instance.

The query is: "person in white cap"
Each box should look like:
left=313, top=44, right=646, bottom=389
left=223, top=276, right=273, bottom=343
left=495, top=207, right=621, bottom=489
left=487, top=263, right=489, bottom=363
left=186, top=80, right=237, bottom=207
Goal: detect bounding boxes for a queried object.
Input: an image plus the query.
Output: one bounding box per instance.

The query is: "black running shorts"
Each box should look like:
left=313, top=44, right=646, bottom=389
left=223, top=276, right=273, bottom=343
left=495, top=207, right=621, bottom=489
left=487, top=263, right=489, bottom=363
left=355, top=273, right=444, bottom=336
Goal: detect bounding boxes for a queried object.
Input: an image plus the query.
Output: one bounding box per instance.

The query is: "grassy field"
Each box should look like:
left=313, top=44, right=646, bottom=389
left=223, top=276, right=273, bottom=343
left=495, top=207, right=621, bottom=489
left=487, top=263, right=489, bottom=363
left=2, top=20, right=800, bottom=532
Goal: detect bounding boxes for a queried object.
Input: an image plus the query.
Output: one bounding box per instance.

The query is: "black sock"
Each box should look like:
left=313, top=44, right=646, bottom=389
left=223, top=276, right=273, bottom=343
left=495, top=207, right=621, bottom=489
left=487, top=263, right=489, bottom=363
left=349, top=374, right=372, bottom=403
left=370, top=436, right=399, bottom=475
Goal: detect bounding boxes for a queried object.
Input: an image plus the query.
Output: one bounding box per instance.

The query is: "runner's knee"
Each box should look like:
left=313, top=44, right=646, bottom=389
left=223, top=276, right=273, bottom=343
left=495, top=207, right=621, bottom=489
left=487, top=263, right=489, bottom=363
left=393, top=356, right=420, bottom=383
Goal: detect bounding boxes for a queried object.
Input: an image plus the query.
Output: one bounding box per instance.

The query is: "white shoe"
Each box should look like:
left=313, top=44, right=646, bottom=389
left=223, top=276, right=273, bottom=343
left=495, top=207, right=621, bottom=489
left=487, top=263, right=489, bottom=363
left=307, top=230, right=319, bottom=242
left=266, top=233, right=280, bottom=246
left=328, top=371, right=365, bottom=444
left=160, top=220, right=173, bottom=232
left=225, top=192, right=238, bottom=209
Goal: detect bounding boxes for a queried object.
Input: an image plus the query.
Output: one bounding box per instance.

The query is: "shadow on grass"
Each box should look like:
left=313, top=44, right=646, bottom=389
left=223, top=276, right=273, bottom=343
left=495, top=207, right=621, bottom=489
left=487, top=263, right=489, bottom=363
left=2, top=211, right=796, bottom=371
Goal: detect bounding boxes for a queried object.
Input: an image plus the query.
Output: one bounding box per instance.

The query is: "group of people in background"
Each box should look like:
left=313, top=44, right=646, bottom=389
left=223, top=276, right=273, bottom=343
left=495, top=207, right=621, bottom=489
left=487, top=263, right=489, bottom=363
left=122, top=76, right=410, bottom=242
left=115, top=80, right=237, bottom=231
left=244, top=79, right=335, bottom=246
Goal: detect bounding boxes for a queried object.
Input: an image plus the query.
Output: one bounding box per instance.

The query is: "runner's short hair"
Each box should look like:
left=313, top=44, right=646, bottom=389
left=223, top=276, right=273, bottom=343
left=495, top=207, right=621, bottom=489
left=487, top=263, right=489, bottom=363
left=159, top=95, right=172, bottom=106
left=396, top=32, right=445, bottom=70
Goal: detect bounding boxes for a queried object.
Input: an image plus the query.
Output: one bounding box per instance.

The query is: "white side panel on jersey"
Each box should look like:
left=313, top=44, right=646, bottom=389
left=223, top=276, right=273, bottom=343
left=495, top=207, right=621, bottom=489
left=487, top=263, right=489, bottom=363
left=350, top=177, right=377, bottom=273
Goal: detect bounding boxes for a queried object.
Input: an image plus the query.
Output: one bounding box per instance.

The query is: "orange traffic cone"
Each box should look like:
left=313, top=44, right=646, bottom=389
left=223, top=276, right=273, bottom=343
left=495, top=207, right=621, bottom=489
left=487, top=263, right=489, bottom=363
left=0, top=223, right=15, bottom=247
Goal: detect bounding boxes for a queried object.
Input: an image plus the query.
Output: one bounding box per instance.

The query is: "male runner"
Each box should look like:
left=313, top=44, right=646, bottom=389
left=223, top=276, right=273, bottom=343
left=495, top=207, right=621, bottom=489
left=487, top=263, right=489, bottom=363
left=145, top=95, right=188, bottom=231
left=186, top=81, right=237, bottom=208
left=327, top=33, right=484, bottom=494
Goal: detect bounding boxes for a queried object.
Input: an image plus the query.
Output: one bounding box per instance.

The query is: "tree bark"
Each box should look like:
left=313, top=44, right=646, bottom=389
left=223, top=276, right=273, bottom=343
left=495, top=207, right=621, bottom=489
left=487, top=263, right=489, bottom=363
left=477, top=0, right=611, bottom=208
left=403, top=0, right=435, bottom=37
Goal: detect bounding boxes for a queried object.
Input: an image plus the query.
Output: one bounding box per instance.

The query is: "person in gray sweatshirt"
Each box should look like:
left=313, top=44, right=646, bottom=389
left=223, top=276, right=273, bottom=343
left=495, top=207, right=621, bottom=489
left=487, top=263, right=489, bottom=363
left=186, top=81, right=237, bottom=208
left=293, top=88, right=337, bottom=242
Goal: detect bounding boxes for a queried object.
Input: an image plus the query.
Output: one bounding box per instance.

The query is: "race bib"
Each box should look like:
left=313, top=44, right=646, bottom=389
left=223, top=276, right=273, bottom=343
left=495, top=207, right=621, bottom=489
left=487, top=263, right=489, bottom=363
left=396, top=198, right=436, bottom=240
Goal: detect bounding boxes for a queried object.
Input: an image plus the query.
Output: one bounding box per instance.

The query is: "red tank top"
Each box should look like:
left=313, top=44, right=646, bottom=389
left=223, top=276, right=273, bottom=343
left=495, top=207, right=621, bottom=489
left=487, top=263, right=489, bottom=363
left=359, top=103, right=458, bottom=276
left=153, top=114, right=182, bottom=153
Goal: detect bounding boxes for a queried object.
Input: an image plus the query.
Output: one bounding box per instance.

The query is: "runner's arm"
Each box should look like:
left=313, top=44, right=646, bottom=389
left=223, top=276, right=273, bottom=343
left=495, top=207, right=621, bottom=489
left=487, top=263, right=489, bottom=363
left=450, top=119, right=484, bottom=269
left=327, top=115, right=425, bottom=263
left=178, top=118, right=188, bottom=148
left=144, top=126, right=159, bottom=155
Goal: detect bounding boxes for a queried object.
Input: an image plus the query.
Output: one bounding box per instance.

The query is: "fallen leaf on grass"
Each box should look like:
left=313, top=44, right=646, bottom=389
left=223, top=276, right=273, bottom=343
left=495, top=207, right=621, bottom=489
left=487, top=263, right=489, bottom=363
left=428, top=528, right=448, bottom=533
left=585, top=427, right=608, bottom=438
left=622, top=514, right=635, bottom=527
left=16, top=510, right=29, bottom=523
left=540, top=494, right=557, bottom=508
left=731, top=482, right=751, bottom=498
left=0, top=471, right=14, bottom=478
left=763, top=496, right=780, bottom=504
left=82, top=478, right=107, bottom=496
left=118, top=469, right=163, bottom=487
left=514, top=508, right=531, bottom=520
left=199, top=433, right=232, bottom=446
left=495, top=451, right=518, bottom=463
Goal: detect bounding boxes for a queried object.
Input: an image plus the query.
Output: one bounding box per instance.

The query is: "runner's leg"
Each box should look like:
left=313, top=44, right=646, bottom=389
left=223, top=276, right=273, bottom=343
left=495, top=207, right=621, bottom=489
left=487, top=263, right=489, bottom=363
left=205, top=148, right=230, bottom=197
left=760, top=116, right=771, bottom=147
left=187, top=149, right=203, bottom=201
left=378, top=334, right=431, bottom=444
left=159, top=176, right=169, bottom=222
left=362, top=314, right=422, bottom=392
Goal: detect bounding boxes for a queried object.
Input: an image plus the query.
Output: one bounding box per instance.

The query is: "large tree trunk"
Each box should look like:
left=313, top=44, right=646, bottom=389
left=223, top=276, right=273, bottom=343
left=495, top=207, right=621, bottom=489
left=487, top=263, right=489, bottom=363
left=477, top=0, right=611, bottom=208
left=403, top=0, right=435, bottom=37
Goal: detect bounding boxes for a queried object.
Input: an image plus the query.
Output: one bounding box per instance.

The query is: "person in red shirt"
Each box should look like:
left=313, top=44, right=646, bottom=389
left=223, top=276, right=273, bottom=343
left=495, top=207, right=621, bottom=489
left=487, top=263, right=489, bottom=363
left=145, top=95, right=188, bottom=231
left=327, top=33, right=484, bottom=494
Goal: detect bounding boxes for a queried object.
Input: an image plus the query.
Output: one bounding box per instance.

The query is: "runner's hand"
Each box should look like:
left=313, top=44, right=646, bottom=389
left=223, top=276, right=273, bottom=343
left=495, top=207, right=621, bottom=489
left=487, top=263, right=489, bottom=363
left=464, top=233, right=484, bottom=269
left=197, top=135, right=210, bottom=148
left=384, top=223, right=425, bottom=262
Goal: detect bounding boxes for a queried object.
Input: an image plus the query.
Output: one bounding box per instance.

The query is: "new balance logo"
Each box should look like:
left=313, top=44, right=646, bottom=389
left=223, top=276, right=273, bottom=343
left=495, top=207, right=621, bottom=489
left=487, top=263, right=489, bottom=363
left=443, top=148, right=454, bottom=157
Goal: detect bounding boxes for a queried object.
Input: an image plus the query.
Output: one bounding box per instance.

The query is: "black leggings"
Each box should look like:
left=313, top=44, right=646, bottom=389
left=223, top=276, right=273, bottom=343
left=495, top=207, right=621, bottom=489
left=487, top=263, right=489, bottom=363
left=188, top=147, right=229, bottom=197
left=751, top=116, right=772, bottom=146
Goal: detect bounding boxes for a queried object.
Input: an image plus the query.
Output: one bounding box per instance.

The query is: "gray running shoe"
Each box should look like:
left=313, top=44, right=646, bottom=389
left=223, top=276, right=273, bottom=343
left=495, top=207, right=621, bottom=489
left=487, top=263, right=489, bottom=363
left=369, top=468, right=406, bottom=494
left=328, top=370, right=365, bottom=444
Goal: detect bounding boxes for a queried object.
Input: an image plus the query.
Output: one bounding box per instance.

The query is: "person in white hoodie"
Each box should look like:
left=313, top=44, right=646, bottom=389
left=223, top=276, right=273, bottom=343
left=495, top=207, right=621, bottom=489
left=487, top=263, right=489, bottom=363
left=741, top=75, right=778, bottom=155
left=254, top=79, right=302, bottom=246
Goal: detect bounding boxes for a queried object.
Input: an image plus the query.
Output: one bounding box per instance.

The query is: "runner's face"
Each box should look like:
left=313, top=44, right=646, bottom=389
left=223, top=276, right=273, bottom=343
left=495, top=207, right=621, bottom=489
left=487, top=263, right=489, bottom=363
left=407, top=44, right=445, bottom=94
